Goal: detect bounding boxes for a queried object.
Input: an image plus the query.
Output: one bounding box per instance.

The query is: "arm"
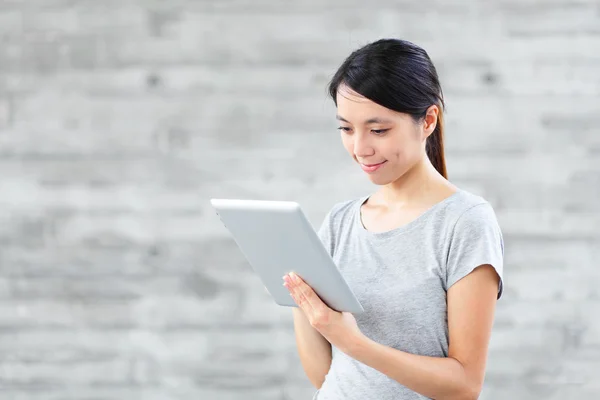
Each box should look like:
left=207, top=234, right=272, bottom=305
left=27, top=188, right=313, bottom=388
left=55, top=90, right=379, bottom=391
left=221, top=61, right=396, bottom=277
left=292, top=207, right=336, bottom=388
left=345, top=264, right=500, bottom=400
left=292, top=307, right=332, bottom=389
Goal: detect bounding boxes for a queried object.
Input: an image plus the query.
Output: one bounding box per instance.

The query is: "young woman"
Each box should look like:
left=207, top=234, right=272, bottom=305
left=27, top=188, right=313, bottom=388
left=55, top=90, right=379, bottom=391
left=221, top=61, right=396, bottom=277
left=282, top=38, right=504, bottom=400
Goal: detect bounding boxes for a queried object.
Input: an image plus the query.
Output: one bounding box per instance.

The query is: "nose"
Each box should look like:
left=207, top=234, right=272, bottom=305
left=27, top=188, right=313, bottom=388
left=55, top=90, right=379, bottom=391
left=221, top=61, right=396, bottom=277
left=353, top=132, right=375, bottom=158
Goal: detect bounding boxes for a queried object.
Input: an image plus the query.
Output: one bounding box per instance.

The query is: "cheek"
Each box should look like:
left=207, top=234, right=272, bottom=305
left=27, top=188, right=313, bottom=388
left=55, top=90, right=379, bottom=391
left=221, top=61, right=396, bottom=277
left=389, top=137, right=407, bottom=158
left=392, top=148, right=407, bottom=163
left=341, top=135, right=353, bottom=153
left=390, top=137, right=419, bottom=162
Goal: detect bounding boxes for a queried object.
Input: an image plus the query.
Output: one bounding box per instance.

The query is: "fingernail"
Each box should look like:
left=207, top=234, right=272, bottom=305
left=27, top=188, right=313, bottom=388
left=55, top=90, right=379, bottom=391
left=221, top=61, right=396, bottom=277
left=291, top=272, right=299, bottom=282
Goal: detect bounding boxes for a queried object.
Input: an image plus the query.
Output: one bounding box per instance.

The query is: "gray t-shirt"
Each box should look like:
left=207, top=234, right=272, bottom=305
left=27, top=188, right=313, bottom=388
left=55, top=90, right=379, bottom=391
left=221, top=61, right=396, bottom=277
left=312, top=189, right=504, bottom=400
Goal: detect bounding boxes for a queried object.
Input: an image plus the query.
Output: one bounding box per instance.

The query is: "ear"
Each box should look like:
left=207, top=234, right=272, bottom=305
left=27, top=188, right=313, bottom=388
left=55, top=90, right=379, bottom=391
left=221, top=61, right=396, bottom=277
left=421, top=105, right=439, bottom=140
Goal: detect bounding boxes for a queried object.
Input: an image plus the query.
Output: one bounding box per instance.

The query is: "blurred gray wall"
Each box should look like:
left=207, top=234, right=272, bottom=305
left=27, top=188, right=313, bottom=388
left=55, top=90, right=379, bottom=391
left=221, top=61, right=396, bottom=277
left=0, top=1, right=599, bottom=399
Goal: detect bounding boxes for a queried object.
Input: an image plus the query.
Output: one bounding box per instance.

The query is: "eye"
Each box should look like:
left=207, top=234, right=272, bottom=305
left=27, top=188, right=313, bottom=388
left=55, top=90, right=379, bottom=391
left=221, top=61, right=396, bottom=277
left=372, top=129, right=389, bottom=135
left=337, top=127, right=389, bottom=135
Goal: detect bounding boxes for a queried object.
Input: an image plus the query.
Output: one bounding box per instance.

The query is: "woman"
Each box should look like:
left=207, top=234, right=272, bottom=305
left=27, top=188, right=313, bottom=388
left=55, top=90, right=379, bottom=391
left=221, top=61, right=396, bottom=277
left=282, top=38, right=504, bottom=400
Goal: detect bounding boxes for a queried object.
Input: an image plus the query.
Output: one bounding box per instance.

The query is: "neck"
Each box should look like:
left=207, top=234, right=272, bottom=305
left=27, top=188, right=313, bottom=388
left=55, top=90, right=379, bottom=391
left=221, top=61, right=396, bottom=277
left=379, top=157, right=450, bottom=208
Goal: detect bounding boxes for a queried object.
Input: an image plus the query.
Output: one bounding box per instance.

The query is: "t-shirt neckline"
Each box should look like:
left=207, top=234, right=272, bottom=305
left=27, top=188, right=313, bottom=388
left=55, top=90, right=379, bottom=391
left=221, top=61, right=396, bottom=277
left=356, top=190, right=464, bottom=240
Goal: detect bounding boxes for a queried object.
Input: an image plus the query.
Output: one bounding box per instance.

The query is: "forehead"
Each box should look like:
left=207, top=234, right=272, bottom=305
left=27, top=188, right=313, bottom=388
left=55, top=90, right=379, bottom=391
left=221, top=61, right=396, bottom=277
left=335, top=85, right=398, bottom=122
left=336, top=84, right=374, bottom=105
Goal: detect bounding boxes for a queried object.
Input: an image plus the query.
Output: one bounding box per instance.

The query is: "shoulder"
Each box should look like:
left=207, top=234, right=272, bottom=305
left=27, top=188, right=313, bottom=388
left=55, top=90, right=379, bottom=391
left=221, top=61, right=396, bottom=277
left=319, top=196, right=364, bottom=234
left=445, top=189, right=504, bottom=255
left=324, top=196, right=361, bottom=221
left=445, top=189, right=500, bottom=230
left=317, top=197, right=362, bottom=256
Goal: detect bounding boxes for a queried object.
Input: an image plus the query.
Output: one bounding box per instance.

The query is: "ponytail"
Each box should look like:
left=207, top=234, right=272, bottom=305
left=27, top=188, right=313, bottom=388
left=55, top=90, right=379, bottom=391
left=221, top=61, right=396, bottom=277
left=426, top=107, right=447, bottom=179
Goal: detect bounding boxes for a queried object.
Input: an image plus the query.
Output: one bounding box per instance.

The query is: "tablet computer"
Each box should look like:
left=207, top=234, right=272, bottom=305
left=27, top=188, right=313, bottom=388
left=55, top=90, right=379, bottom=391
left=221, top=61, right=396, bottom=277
left=210, top=198, right=364, bottom=314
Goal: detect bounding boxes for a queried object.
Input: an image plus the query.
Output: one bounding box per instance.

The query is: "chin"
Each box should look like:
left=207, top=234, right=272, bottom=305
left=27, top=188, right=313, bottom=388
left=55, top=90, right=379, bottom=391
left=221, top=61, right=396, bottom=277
left=367, top=174, right=395, bottom=185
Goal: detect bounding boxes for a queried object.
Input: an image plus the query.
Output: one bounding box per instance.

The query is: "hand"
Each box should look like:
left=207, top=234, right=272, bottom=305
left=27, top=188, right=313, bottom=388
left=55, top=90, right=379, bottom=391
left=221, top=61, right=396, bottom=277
left=283, top=271, right=365, bottom=355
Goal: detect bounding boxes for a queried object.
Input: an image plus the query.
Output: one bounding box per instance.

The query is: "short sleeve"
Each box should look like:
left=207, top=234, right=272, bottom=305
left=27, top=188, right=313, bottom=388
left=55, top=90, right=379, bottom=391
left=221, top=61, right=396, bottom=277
left=317, top=209, right=335, bottom=258
left=445, top=203, right=504, bottom=299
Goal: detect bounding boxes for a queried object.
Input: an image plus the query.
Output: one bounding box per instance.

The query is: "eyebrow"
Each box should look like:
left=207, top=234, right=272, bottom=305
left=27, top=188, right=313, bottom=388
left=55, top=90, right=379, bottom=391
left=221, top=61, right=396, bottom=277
left=335, top=115, right=394, bottom=124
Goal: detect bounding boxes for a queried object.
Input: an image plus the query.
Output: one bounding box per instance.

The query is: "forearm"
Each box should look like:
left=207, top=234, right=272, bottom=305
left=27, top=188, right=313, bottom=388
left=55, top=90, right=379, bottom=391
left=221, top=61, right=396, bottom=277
left=292, top=308, right=332, bottom=388
left=348, top=337, right=479, bottom=400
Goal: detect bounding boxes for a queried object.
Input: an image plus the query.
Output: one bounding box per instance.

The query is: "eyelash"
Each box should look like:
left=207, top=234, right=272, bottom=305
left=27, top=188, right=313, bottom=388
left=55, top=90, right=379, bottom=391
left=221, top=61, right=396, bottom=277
left=337, top=127, right=389, bottom=135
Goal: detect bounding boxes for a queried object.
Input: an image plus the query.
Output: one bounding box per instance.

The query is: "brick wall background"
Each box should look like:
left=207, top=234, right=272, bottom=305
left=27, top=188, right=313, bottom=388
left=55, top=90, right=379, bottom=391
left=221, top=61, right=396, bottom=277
left=0, top=1, right=599, bottom=399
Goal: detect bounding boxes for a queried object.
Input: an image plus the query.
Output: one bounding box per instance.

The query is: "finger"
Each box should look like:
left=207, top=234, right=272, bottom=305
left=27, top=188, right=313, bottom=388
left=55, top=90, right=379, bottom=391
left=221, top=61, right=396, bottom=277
left=297, top=280, right=319, bottom=310
left=292, top=281, right=310, bottom=308
left=292, top=287, right=308, bottom=309
left=285, top=273, right=311, bottom=313
left=284, top=276, right=306, bottom=308
left=291, top=273, right=322, bottom=312
left=289, top=282, right=311, bottom=315
left=290, top=275, right=333, bottom=329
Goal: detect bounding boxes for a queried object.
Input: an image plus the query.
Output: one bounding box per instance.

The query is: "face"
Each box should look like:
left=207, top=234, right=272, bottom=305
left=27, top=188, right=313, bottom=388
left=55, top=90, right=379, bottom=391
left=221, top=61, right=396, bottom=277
left=335, top=84, right=438, bottom=185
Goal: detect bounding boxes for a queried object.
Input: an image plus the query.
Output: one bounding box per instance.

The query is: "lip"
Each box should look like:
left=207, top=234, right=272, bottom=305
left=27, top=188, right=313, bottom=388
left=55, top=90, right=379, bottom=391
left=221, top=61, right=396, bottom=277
left=360, top=160, right=387, bottom=173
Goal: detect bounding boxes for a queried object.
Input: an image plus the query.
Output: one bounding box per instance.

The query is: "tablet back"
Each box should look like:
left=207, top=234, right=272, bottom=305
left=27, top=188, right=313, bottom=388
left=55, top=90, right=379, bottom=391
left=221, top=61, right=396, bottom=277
left=210, top=198, right=364, bottom=314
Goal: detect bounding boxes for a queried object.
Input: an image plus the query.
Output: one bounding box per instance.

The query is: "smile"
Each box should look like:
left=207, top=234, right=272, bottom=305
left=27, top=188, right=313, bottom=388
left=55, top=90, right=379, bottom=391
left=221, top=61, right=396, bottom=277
left=360, top=161, right=387, bottom=173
